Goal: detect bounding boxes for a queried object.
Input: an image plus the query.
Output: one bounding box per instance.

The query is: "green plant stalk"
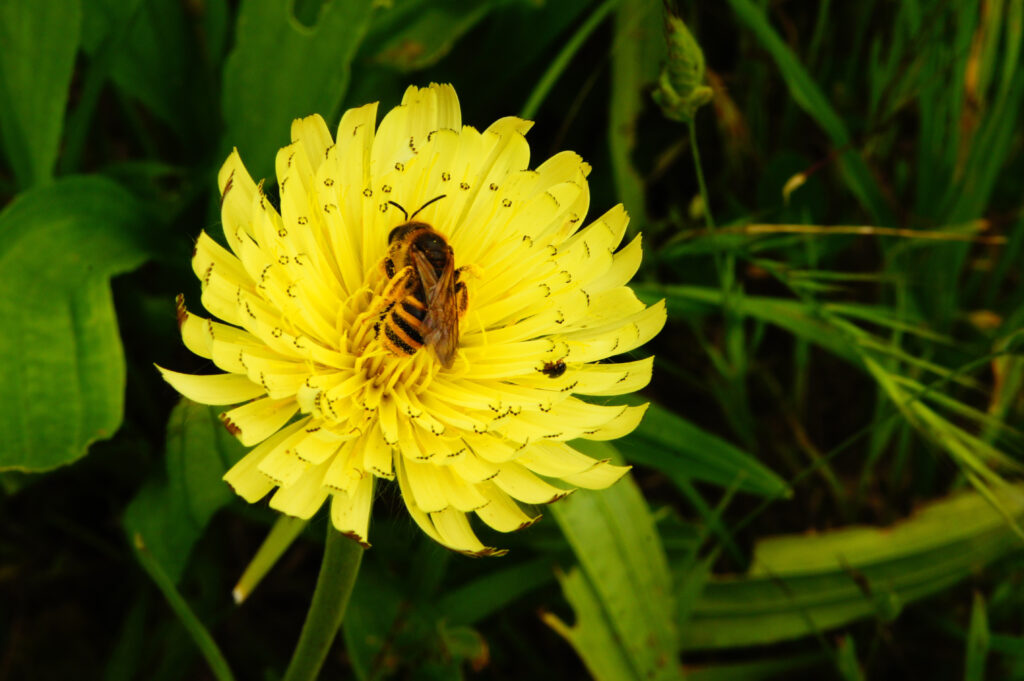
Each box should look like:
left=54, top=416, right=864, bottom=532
left=282, top=525, right=365, bottom=681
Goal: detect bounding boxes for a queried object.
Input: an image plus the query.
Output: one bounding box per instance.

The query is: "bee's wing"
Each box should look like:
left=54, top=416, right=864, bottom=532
left=412, top=249, right=459, bottom=367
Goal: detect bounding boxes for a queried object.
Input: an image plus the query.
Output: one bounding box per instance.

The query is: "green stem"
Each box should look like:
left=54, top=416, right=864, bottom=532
left=687, top=118, right=715, bottom=230
left=282, top=525, right=365, bottom=681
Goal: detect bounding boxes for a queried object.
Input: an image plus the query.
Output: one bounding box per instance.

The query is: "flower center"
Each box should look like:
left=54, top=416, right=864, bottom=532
left=345, top=273, right=440, bottom=397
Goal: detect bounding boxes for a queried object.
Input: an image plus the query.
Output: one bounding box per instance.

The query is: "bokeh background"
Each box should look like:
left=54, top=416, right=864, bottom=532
left=2, top=0, right=1024, bottom=679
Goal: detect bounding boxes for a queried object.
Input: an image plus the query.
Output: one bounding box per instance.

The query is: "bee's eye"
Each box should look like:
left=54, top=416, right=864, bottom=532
left=419, top=234, right=445, bottom=251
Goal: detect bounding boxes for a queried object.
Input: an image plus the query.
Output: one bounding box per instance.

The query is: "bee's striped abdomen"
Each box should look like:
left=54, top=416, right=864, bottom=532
left=380, top=294, right=428, bottom=357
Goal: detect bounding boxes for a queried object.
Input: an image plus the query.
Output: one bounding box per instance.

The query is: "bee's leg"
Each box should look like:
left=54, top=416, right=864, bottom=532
left=455, top=263, right=484, bottom=281
left=366, top=265, right=415, bottom=321
left=455, top=280, right=469, bottom=318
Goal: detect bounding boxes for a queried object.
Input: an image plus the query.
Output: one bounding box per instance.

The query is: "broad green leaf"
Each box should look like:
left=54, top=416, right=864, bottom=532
left=618, top=398, right=790, bottom=499
left=0, top=177, right=152, bottom=471
left=123, top=400, right=246, bottom=583
left=547, top=442, right=684, bottom=681
left=0, top=0, right=81, bottom=187
left=364, top=0, right=494, bottom=72
left=683, top=485, right=1024, bottom=650
left=221, top=0, right=375, bottom=180
left=726, top=0, right=891, bottom=224
left=543, top=568, right=640, bottom=681
left=93, top=0, right=219, bottom=145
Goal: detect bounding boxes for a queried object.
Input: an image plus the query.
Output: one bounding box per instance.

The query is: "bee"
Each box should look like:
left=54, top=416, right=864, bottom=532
left=376, top=196, right=468, bottom=368
left=541, top=359, right=567, bottom=378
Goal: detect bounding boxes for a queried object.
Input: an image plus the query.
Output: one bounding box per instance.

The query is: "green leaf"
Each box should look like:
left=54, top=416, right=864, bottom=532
left=221, top=0, right=375, bottom=181
left=616, top=397, right=791, bottom=499
left=543, top=567, right=641, bottom=681
left=0, top=0, right=82, bottom=188
left=123, top=399, right=246, bottom=583
left=683, top=485, right=1024, bottom=650
left=95, top=0, right=219, bottom=145
left=0, top=177, right=152, bottom=472
left=364, top=0, right=494, bottom=72
left=546, top=442, right=684, bottom=681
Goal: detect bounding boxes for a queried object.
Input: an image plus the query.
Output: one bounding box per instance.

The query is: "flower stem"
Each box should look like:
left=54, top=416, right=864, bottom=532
left=282, top=525, right=365, bottom=681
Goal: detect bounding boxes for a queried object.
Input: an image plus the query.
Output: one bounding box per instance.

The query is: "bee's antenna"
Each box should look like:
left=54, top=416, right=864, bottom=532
left=409, top=194, right=447, bottom=221
left=388, top=201, right=409, bottom=221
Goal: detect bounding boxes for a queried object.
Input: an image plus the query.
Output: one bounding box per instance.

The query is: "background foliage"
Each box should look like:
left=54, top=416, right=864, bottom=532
left=1, top=0, right=1023, bottom=679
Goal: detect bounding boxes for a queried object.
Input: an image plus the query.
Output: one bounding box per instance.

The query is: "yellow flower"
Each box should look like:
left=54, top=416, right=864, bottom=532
left=158, top=84, right=665, bottom=555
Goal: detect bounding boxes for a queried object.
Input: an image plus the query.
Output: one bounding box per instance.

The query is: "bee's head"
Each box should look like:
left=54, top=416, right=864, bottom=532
left=387, top=222, right=420, bottom=245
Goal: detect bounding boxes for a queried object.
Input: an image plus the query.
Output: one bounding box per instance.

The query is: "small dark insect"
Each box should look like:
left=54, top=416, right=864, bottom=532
left=541, top=359, right=567, bottom=378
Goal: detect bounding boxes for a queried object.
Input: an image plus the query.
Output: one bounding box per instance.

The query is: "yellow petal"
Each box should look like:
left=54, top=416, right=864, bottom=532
left=363, top=423, right=394, bottom=478
left=492, top=462, right=570, bottom=504
left=290, top=113, right=333, bottom=172
left=403, top=458, right=450, bottom=513
left=323, top=437, right=366, bottom=495
left=223, top=418, right=309, bottom=501
left=475, top=482, right=539, bottom=532
left=218, top=150, right=259, bottom=249
left=436, top=466, right=489, bottom=512
left=563, top=461, right=630, bottom=489
left=270, top=456, right=330, bottom=519
left=329, top=475, right=374, bottom=548
left=157, top=367, right=265, bottom=405
left=220, top=396, right=299, bottom=446
left=431, top=507, right=504, bottom=557
left=516, top=441, right=603, bottom=477
left=588, top=234, right=643, bottom=292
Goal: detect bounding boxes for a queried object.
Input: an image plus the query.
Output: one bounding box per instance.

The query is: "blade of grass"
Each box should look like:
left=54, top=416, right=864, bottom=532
left=726, top=0, right=892, bottom=223
left=132, top=533, right=235, bottom=681
left=520, top=0, right=619, bottom=120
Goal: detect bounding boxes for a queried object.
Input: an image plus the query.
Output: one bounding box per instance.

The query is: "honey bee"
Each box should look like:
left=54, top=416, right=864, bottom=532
left=541, top=359, right=567, bottom=378
left=376, top=196, right=468, bottom=368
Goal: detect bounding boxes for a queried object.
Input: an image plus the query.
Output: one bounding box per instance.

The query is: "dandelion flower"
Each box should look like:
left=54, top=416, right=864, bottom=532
left=158, top=84, right=665, bottom=555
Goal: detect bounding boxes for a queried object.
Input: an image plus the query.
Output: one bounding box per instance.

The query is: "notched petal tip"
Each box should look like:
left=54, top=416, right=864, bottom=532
left=175, top=294, right=188, bottom=328
left=219, top=413, right=242, bottom=437
left=548, top=489, right=575, bottom=503
left=219, top=170, right=235, bottom=209
left=340, top=531, right=372, bottom=550
left=462, top=546, right=509, bottom=558
left=516, top=513, right=542, bottom=531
